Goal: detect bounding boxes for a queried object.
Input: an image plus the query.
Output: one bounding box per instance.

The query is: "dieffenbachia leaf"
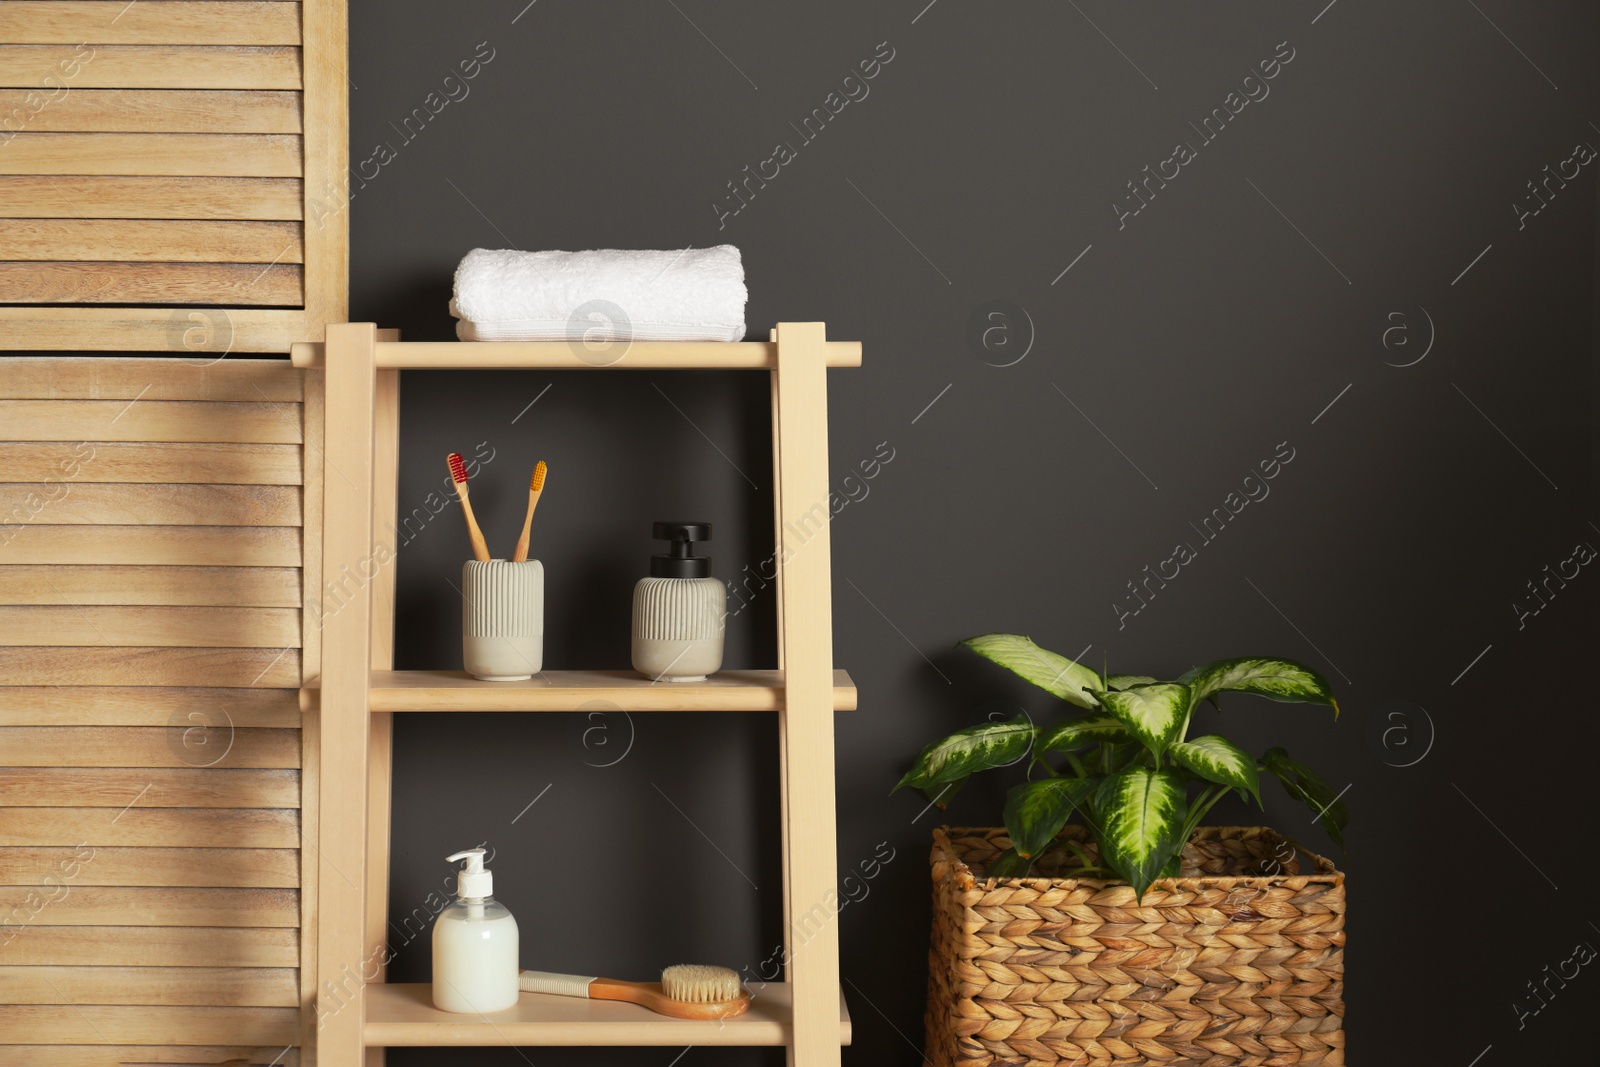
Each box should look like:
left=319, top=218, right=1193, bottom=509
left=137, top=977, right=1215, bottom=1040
left=1261, top=747, right=1347, bottom=850
left=1169, top=735, right=1261, bottom=803
left=1093, top=767, right=1188, bottom=901
left=893, top=717, right=1034, bottom=791
left=960, top=634, right=1100, bottom=709
left=1180, top=657, right=1339, bottom=716
left=985, top=847, right=1034, bottom=879
left=1107, top=674, right=1157, bottom=691
left=1036, top=714, right=1128, bottom=755
left=919, top=775, right=967, bottom=811
left=1003, top=776, right=1098, bottom=859
left=1090, top=683, right=1191, bottom=760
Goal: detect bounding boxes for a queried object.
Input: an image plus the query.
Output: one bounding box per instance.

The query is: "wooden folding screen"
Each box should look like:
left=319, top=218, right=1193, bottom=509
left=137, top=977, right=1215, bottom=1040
left=0, top=357, right=319, bottom=1065
left=0, top=1, right=348, bottom=351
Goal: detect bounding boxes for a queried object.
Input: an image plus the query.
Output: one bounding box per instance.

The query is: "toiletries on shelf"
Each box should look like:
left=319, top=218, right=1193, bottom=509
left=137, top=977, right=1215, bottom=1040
left=632, top=522, right=725, bottom=682
left=518, top=963, right=751, bottom=1019
left=433, top=848, right=520, bottom=1014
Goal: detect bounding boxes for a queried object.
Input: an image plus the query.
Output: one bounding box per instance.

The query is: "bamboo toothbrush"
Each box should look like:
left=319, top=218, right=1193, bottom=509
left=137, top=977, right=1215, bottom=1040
left=518, top=963, right=750, bottom=1020
left=446, top=452, right=491, bottom=562
left=511, top=461, right=547, bottom=564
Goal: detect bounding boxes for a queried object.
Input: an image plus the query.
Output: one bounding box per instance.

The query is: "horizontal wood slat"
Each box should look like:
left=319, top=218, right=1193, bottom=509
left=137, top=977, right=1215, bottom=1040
left=0, top=768, right=299, bottom=808
left=0, top=88, right=300, bottom=132
left=0, top=1045, right=299, bottom=1067
left=0, top=886, right=298, bottom=925
left=0, top=443, right=303, bottom=484
left=0, top=400, right=300, bottom=442
left=0, top=1004, right=299, bottom=1044
left=0, top=175, right=303, bottom=220
left=0, top=807, right=299, bottom=848
left=0, top=646, right=302, bottom=686
left=0, top=927, right=298, bottom=967
left=0, top=483, right=302, bottom=526
left=0, top=133, right=301, bottom=175
left=0, top=3, right=302, bottom=46
left=0, top=965, right=298, bottom=1007
left=0, top=261, right=304, bottom=305
left=0, top=307, right=309, bottom=352
left=0, top=687, right=301, bottom=727
left=0, top=526, right=301, bottom=565
left=0, top=726, right=299, bottom=767
left=0, top=846, right=298, bottom=887
left=0, top=220, right=304, bottom=263
left=0, top=357, right=302, bottom=402
left=0, top=566, right=303, bottom=607
left=0, top=606, right=301, bottom=648
left=0, top=45, right=302, bottom=90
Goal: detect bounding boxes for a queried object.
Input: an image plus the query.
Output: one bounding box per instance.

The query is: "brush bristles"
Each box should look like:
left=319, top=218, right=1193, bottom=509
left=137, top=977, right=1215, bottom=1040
left=447, top=452, right=467, bottom=484
left=530, top=461, right=547, bottom=492
left=660, top=964, right=743, bottom=1004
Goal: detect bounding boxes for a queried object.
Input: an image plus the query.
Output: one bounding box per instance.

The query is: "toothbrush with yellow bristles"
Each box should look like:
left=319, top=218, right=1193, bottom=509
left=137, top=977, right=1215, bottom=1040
left=511, top=461, right=548, bottom=563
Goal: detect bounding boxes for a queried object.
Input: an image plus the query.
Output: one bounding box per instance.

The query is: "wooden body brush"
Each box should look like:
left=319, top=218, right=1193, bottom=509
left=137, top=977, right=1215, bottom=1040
left=518, top=964, right=750, bottom=1020
left=511, top=461, right=547, bottom=563
left=446, top=452, right=491, bottom=562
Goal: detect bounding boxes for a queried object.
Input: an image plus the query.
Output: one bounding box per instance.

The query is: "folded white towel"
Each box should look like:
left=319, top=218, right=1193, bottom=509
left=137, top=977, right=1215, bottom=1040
left=450, top=246, right=747, bottom=343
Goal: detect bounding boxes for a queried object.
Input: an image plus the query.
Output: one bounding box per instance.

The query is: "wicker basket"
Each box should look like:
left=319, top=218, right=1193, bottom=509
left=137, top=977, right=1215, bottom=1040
left=928, top=826, right=1345, bottom=1067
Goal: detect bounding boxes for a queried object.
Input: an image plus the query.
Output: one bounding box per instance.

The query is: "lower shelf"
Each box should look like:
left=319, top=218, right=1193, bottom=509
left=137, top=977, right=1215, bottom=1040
left=364, top=982, right=853, bottom=1047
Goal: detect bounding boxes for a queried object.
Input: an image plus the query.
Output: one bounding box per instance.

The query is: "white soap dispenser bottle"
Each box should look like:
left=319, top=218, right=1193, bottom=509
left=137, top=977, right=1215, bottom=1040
left=432, top=847, right=520, bottom=1013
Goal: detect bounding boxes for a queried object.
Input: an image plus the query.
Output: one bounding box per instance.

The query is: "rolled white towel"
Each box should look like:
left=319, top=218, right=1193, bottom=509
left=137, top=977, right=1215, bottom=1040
left=450, top=245, right=747, bottom=343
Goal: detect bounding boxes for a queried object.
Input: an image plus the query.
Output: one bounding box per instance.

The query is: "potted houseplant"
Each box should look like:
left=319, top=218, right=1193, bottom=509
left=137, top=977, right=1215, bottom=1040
left=902, top=634, right=1347, bottom=1067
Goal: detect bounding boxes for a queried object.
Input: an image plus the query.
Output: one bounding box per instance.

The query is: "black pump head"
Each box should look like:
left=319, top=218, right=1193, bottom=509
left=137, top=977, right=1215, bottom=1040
left=650, top=521, right=712, bottom=578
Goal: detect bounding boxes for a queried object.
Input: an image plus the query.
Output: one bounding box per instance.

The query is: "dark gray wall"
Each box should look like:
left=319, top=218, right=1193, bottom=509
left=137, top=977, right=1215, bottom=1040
left=350, top=3, right=1600, bottom=1063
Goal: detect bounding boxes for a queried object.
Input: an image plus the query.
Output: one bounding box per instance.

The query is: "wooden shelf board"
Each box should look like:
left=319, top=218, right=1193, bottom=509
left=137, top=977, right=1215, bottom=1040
left=349, top=668, right=856, bottom=713
left=364, top=982, right=851, bottom=1047
left=290, top=339, right=862, bottom=370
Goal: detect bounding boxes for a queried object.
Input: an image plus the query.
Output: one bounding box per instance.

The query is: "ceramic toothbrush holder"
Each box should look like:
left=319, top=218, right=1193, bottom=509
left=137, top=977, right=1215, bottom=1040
left=462, top=559, right=543, bottom=681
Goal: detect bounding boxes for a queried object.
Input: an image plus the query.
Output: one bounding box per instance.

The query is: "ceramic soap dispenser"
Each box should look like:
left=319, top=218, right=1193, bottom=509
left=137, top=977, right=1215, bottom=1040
left=631, top=521, right=725, bottom=682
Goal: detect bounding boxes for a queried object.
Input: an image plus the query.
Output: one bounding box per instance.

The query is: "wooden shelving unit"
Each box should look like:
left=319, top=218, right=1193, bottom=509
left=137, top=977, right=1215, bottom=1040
left=305, top=322, right=856, bottom=1065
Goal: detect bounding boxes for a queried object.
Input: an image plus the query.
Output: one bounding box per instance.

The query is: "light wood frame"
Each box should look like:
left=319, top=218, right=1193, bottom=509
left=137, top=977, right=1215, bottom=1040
left=311, top=324, right=853, bottom=1064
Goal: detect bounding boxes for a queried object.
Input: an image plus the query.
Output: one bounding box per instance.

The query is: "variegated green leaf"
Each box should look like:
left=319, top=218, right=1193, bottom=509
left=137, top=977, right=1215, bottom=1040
left=961, top=634, right=1100, bottom=709
left=1093, top=767, right=1188, bottom=901
left=1262, top=747, right=1347, bottom=850
left=1003, top=776, right=1098, bottom=859
left=1169, top=735, right=1260, bottom=803
left=1036, top=715, right=1128, bottom=755
left=1107, top=674, right=1157, bottom=691
left=893, top=717, right=1034, bottom=791
left=1180, top=657, right=1339, bottom=716
left=1090, top=683, right=1191, bottom=759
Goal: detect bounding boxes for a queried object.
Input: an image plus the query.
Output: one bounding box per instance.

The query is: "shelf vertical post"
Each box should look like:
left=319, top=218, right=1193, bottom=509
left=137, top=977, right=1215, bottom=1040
left=773, top=322, right=841, bottom=1067
left=316, top=321, right=379, bottom=1065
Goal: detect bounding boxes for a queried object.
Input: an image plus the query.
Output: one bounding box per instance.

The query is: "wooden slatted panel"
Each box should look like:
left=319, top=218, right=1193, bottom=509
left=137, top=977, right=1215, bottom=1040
left=0, top=527, right=300, bottom=565
left=0, top=726, right=300, bottom=767
left=0, top=967, right=298, bottom=1007
left=0, top=484, right=302, bottom=525
left=0, top=1046, right=299, bottom=1067
left=1, top=927, right=297, bottom=966
left=0, top=1006, right=299, bottom=1045
left=0, top=133, right=302, bottom=175
left=0, top=443, right=303, bottom=483
left=0, top=808, right=299, bottom=848
left=0, top=89, right=301, bottom=132
left=0, top=687, right=302, bottom=727
left=0, top=262, right=303, bottom=305
left=0, top=400, right=301, bottom=441
left=0, top=648, right=303, bottom=686
left=0, top=45, right=302, bottom=89
left=0, top=886, right=297, bottom=925
left=0, top=176, right=304, bottom=220
left=0, top=220, right=303, bottom=262
left=0, top=4, right=303, bottom=47
left=0, top=606, right=299, bottom=647
left=0, top=847, right=299, bottom=887
left=0, top=567, right=301, bottom=607
left=0, top=768, right=300, bottom=807
left=0, top=358, right=303, bottom=402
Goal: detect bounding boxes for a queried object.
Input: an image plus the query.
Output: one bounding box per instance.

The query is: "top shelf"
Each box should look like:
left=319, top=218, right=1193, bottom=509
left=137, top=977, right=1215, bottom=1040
left=290, top=339, right=862, bottom=371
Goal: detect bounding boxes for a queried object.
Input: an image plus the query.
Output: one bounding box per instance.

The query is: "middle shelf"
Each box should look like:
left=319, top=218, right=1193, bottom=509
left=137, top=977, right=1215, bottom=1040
left=297, top=669, right=857, bottom=713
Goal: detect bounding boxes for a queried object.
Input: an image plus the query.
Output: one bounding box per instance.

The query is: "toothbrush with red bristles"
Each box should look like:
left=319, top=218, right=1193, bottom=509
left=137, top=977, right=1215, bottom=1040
left=446, top=452, right=491, bottom=562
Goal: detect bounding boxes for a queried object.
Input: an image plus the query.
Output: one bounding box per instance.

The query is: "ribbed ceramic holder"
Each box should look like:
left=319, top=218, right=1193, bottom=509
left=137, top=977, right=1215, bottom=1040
left=631, top=575, right=724, bottom=682
left=462, top=559, right=543, bottom=681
